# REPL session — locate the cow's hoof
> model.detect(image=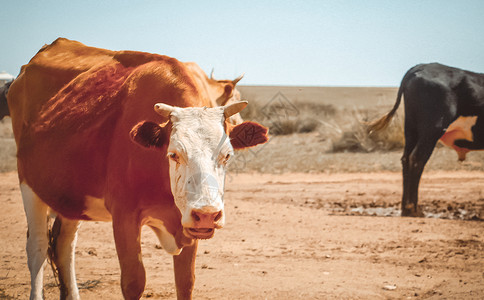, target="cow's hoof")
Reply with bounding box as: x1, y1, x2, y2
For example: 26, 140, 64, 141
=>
401, 207, 424, 218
